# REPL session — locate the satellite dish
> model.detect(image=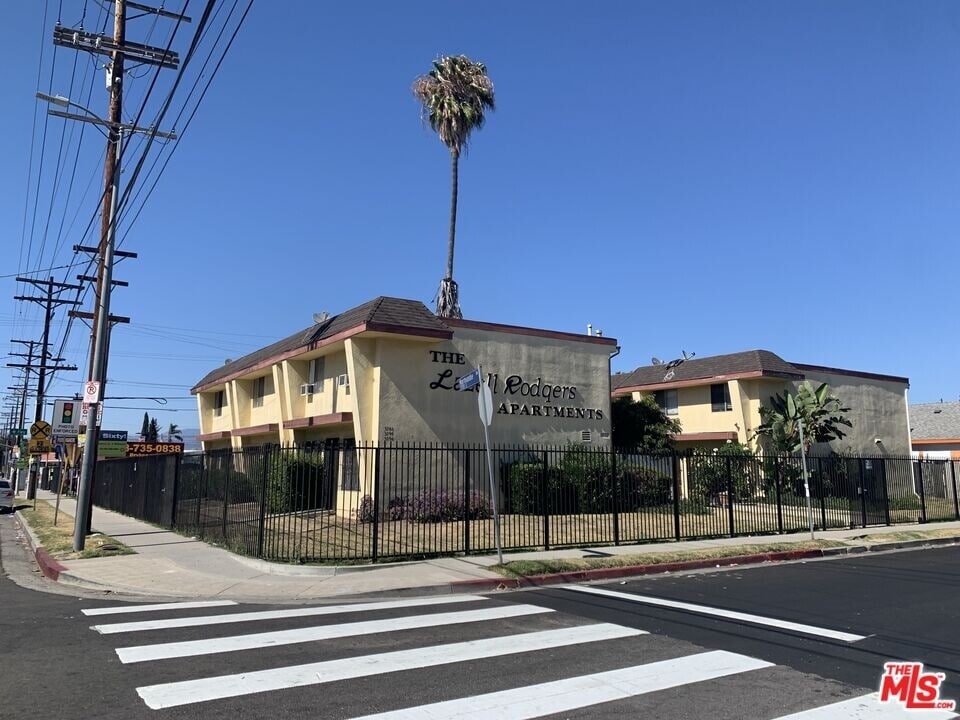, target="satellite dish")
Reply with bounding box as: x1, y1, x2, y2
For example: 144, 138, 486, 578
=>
651, 357, 663, 366
313, 311, 329, 324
